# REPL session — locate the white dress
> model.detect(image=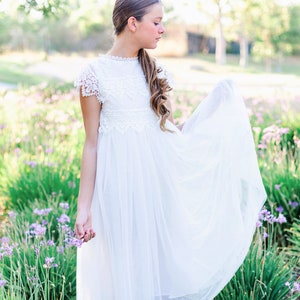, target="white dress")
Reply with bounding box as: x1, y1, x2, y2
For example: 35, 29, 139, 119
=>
74, 54, 266, 300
